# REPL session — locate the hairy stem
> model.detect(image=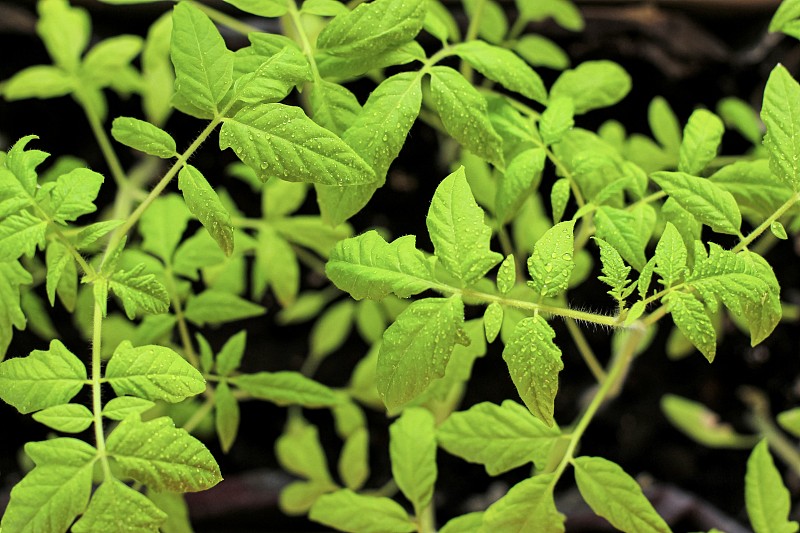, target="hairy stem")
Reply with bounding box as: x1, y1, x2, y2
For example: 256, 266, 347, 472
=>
733, 192, 800, 252
91, 298, 112, 479
165, 264, 200, 368
740, 387, 800, 478
75, 88, 128, 189
182, 391, 216, 434
566, 318, 607, 383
